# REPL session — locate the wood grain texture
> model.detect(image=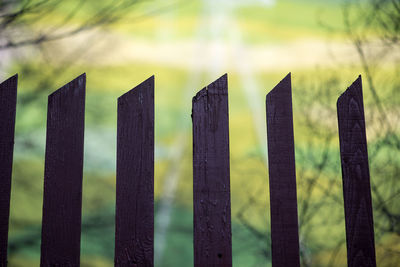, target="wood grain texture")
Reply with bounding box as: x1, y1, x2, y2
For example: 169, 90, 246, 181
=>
115, 76, 154, 267
266, 73, 300, 267
0, 75, 17, 267
337, 76, 376, 267
40, 74, 86, 267
192, 74, 232, 267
